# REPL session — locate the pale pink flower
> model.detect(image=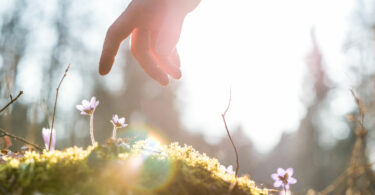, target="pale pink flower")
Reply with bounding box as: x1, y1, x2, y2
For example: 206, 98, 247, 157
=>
110, 114, 128, 139
42, 128, 56, 151
76, 96, 99, 115
76, 96, 99, 146
271, 168, 297, 191
111, 114, 128, 129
